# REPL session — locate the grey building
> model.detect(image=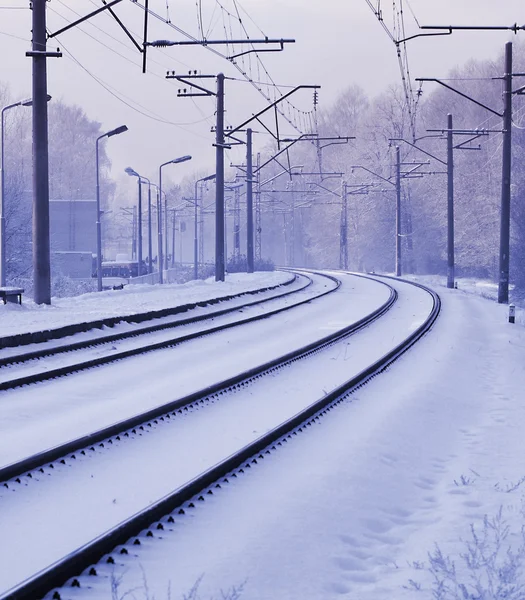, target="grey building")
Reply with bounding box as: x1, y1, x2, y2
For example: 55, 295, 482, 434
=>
50, 199, 96, 278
